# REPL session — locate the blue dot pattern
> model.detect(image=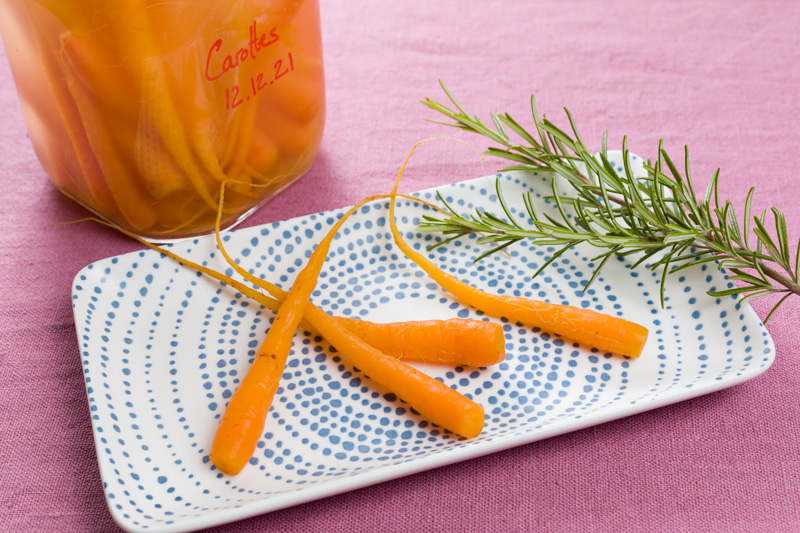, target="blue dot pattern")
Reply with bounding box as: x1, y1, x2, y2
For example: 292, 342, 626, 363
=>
72, 151, 775, 532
